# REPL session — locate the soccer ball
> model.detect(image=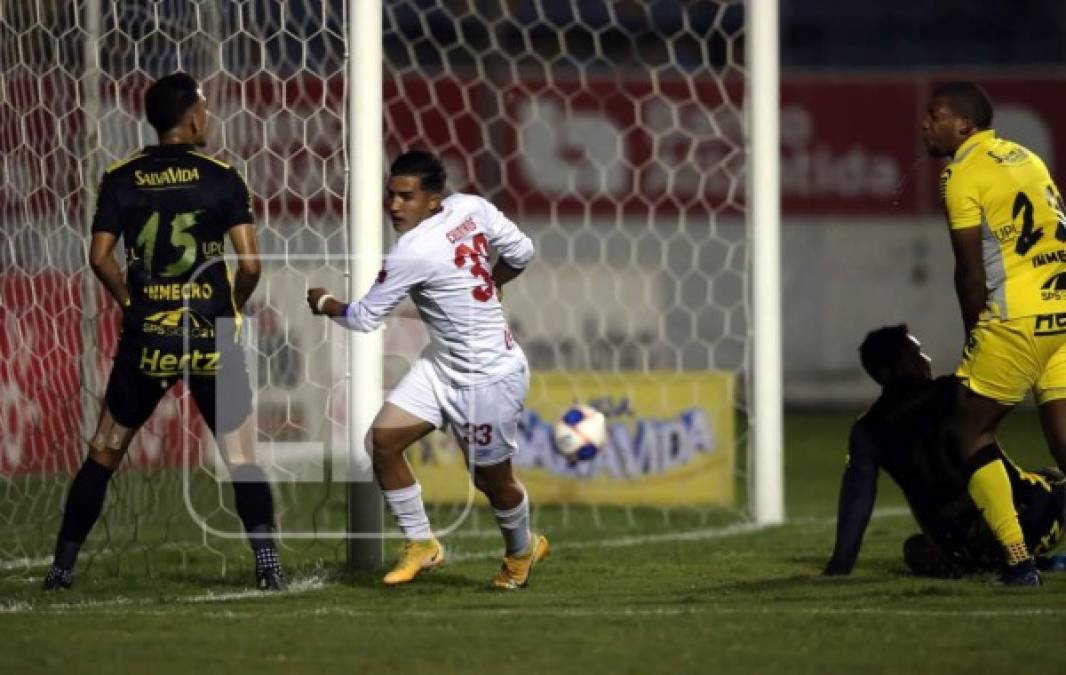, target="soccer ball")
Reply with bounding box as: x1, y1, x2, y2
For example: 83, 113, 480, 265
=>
552, 404, 607, 461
